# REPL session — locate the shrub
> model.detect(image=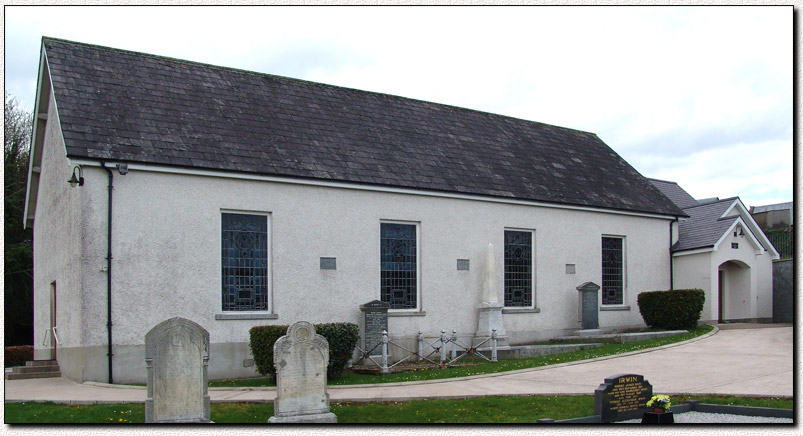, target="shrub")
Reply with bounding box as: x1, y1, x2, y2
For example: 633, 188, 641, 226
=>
249, 325, 288, 379
314, 323, 360, 380
249, 322, 360, 381
5, 345, 33, 367
637, 289, 705, 330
